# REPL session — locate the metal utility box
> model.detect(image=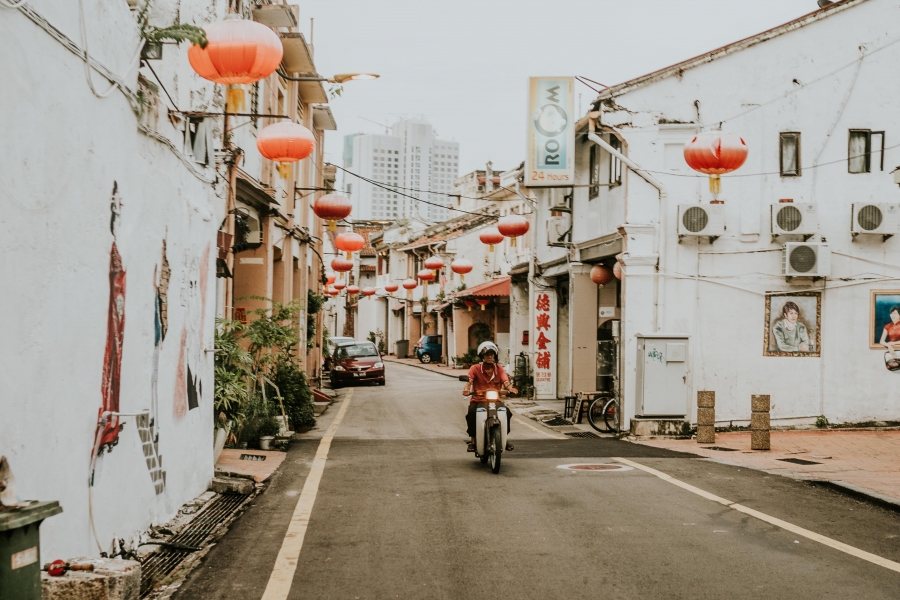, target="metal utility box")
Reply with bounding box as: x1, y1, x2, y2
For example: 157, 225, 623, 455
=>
0, 501, 62, 600
635, 334, 689, 417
